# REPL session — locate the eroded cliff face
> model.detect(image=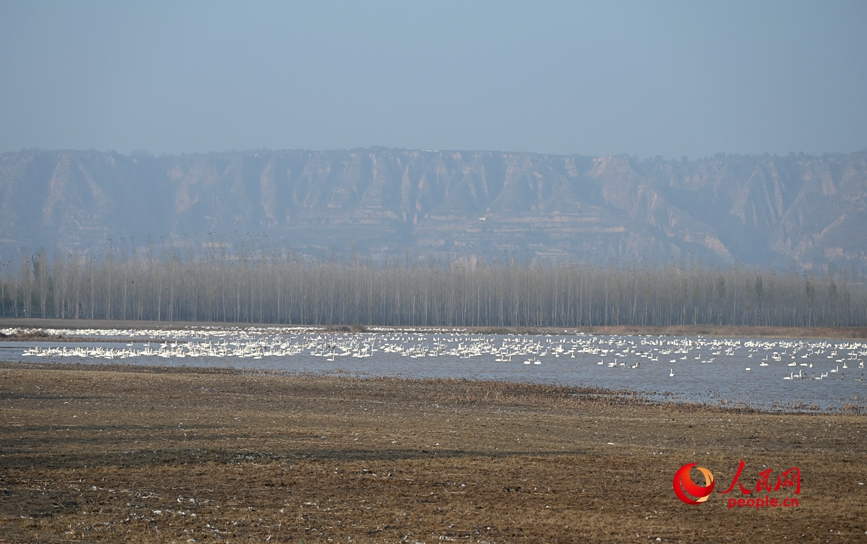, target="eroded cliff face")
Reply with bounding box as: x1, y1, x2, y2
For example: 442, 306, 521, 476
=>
1, 148, 864, 268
